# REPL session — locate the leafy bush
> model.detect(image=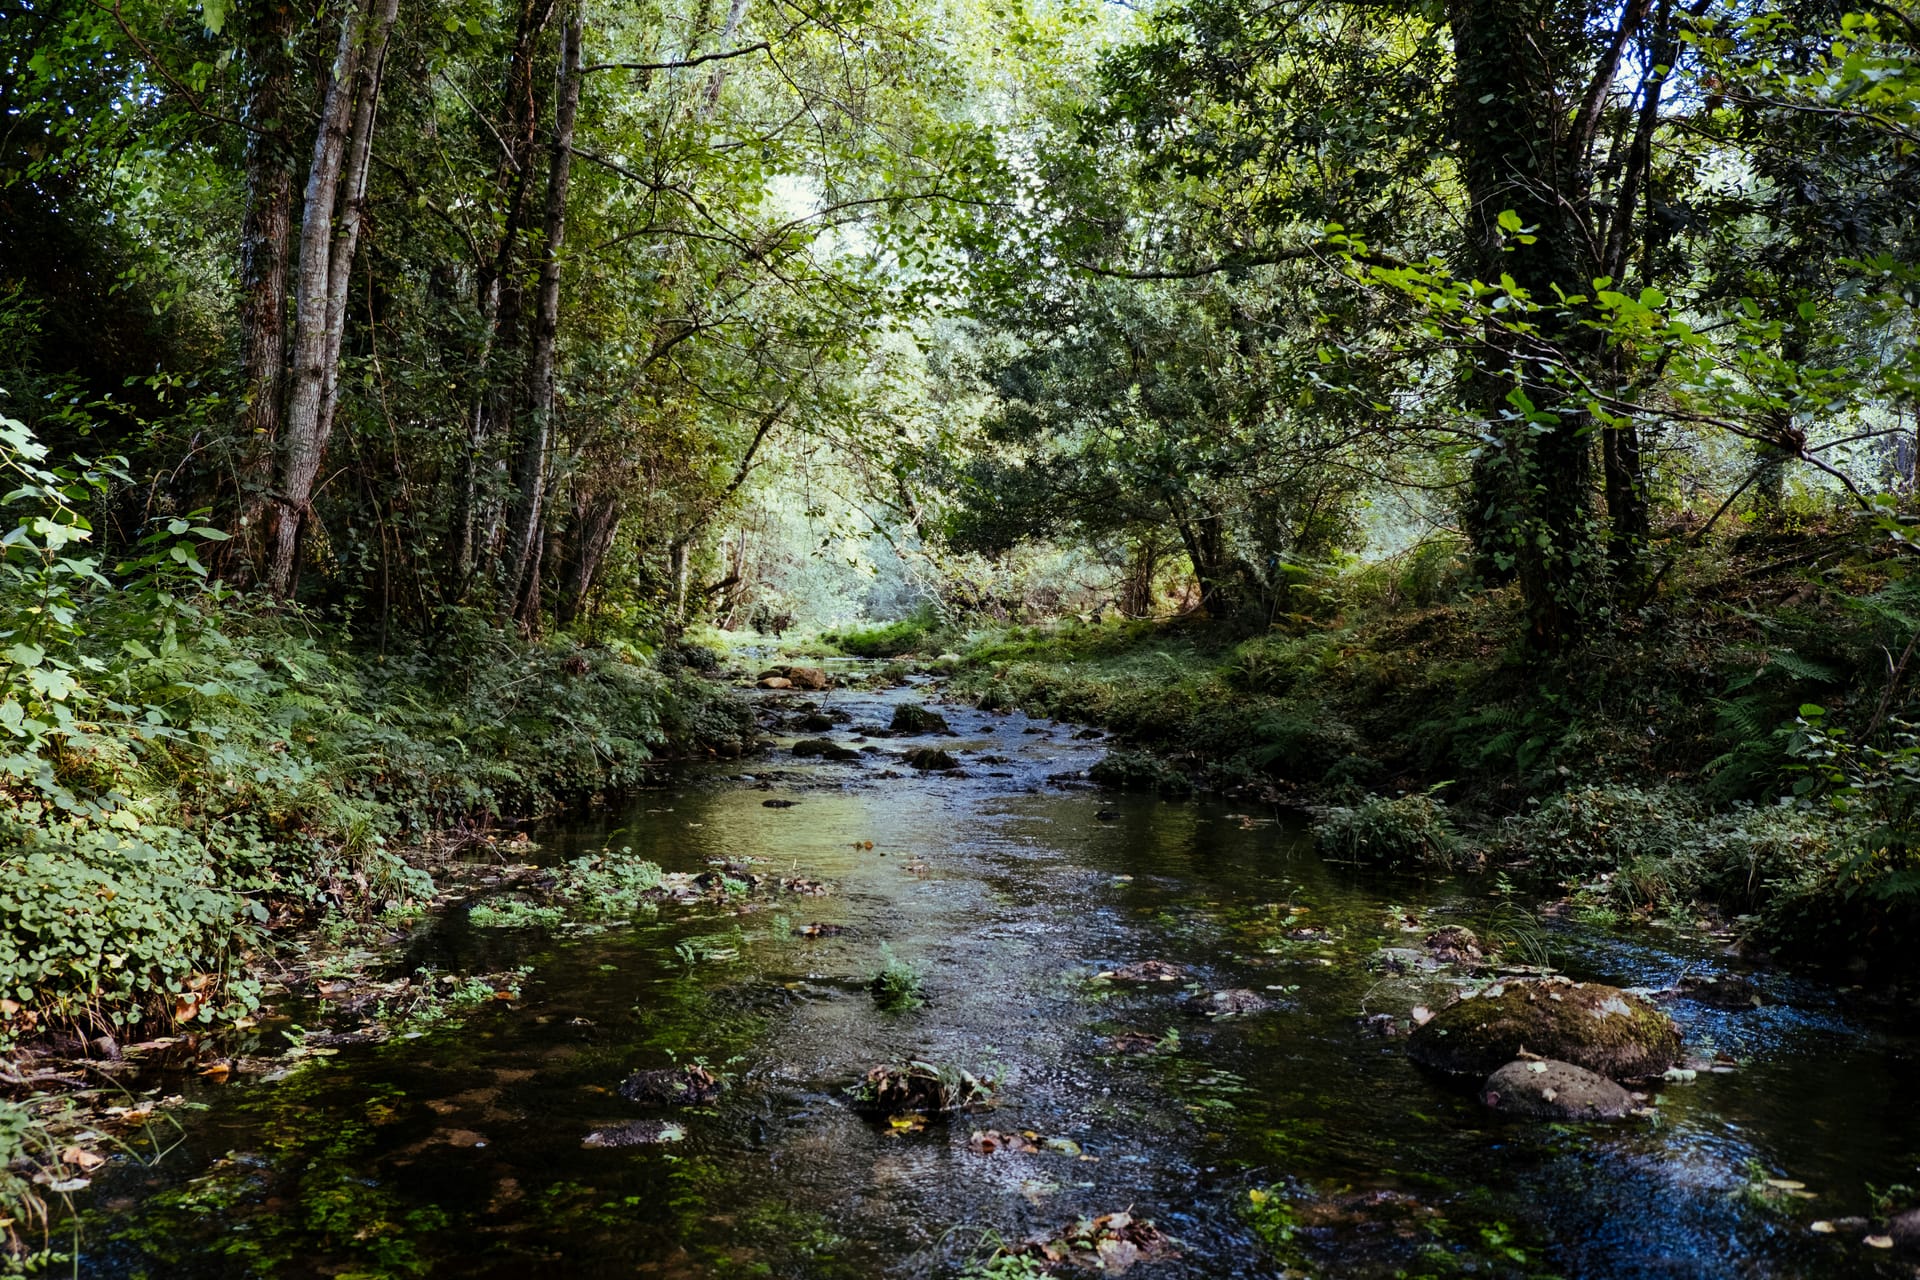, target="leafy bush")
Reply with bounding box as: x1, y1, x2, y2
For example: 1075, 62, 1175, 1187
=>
1313, 791, 1462, 869
1495, 785, 1699, 879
